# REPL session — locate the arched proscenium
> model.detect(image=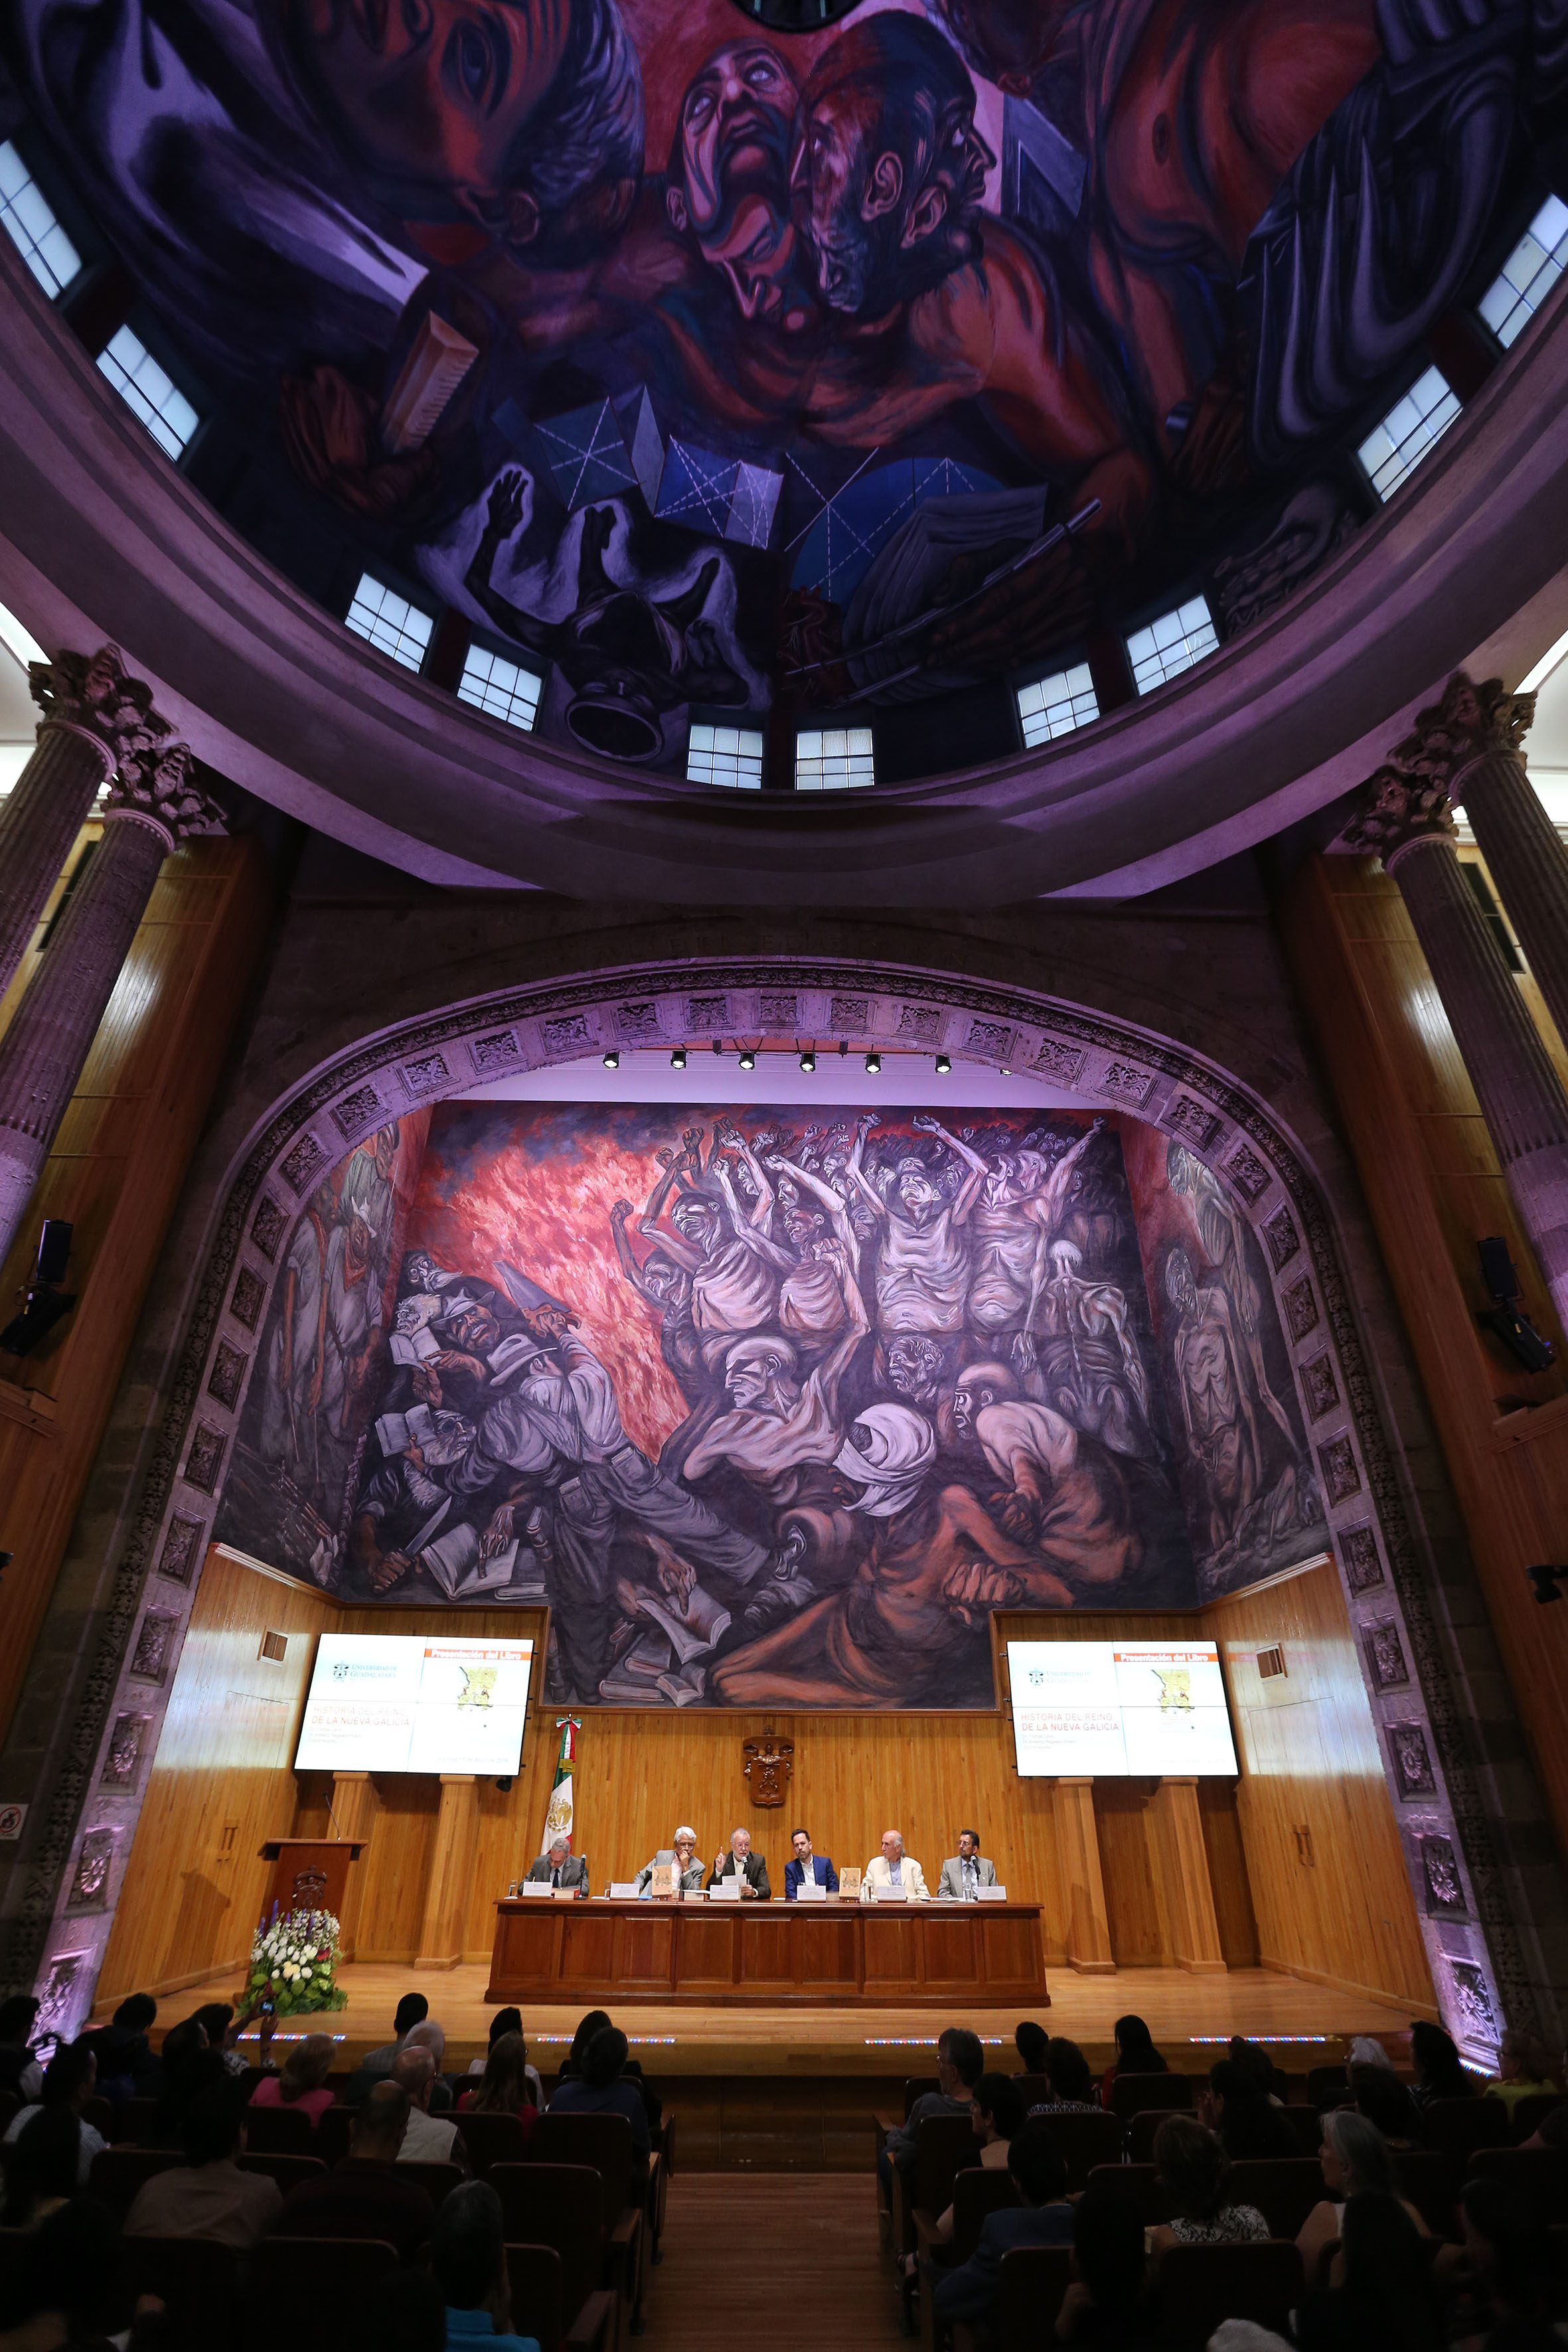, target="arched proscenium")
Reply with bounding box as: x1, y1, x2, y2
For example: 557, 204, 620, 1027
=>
9, 961, 1524, 2057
